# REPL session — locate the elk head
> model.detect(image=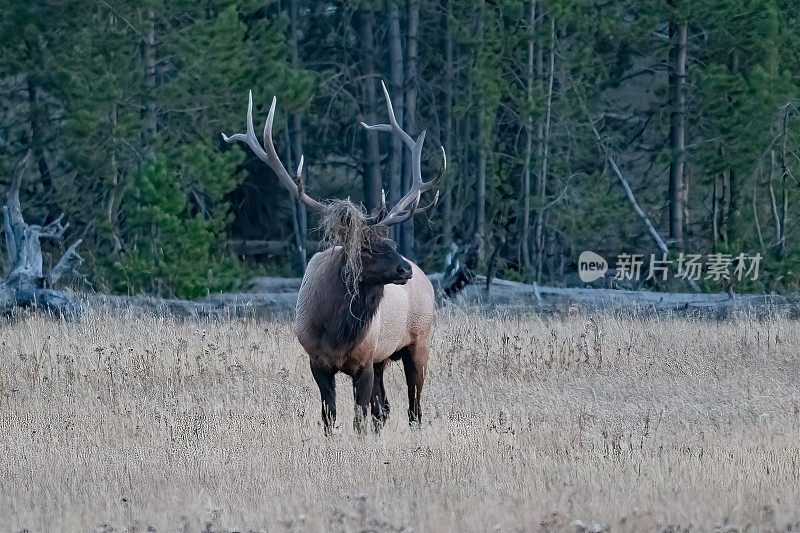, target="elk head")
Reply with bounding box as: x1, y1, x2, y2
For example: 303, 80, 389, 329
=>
221, 81, 445, 293
360, 238, 412, 286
